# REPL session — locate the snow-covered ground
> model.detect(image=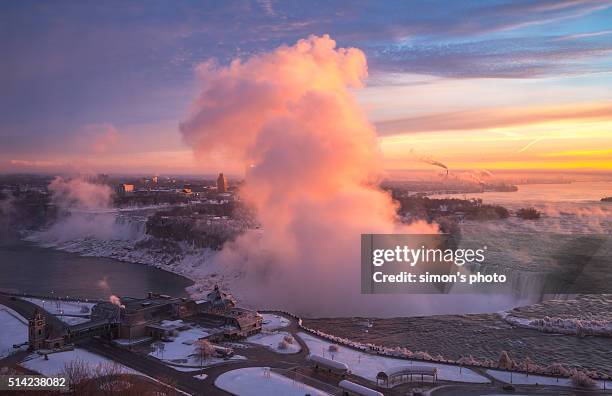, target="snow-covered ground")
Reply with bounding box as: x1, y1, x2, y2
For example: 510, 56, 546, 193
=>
148, 320, 246, 369
486, 369, 608, 390
261, 313, 291, 331
215, 367, 331, 396
247, 332, 301, 354
22, 297, 95, 325
0, 305, 28, 358
113, 337, 152, 347
149, 320, 210, 365
20, 348, 138, 376
298, 332, 490, 384
23, 227, 246, 305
